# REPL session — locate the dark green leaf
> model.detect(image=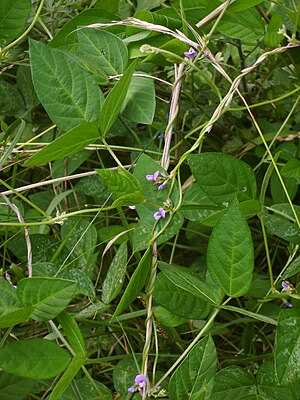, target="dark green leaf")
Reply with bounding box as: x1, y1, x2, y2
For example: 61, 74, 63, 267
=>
0, 372, 35, 400
0, 0, 31, 47
57, 311, 85, 356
